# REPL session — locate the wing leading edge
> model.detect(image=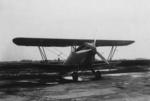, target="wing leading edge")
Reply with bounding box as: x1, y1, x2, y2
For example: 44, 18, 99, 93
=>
13, 37, 134, 47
